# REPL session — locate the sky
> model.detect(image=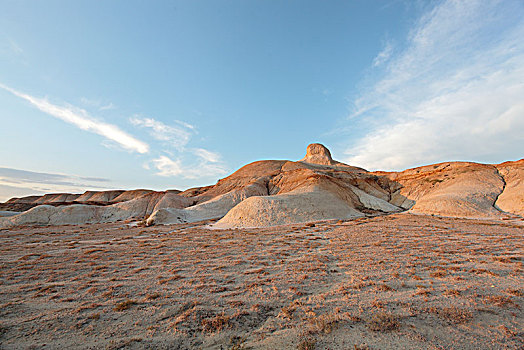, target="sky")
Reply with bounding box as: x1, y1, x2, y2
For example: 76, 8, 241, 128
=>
1, 0, 523, 202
